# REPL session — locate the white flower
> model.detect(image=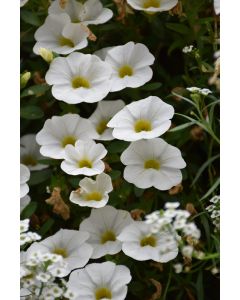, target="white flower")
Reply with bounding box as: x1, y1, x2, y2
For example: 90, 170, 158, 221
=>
94, 46, 114, 60
79, 205, 133, 258
165, 202, 180, 209
49, 0, 113, 25
120, 138, 186, 190
210, 195, 220, 204
126, 0, 178, 13
70, 173, 113, 208
89, 100, 125, 140
173, 263, 183, 273
20, 164, 30, 198
20, 0, 29, 7
26, 229, 93, 276
21, 134, 48, 171
45, 52, 112, 104
182, 223, 200, 239
200, 88, 212, 96
20, 195, 31, 213
108, 96, 174, 141
182, 45, 194, 54
181, 245, 193, 258
104, 42, 155, 92
118, 221, 178, 262
36, 114, 98, 159
61, 140, 107, 176
187, 87, 212, 96
214, 0, 220, 15
20, 219, 30, 233
33, 14, 88, 55
67, 261, 131, 300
